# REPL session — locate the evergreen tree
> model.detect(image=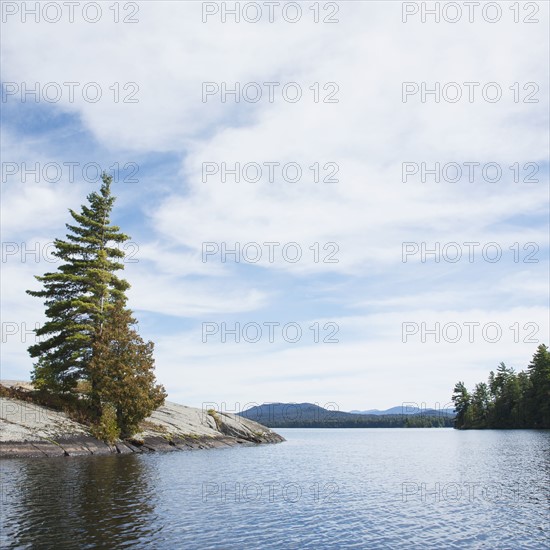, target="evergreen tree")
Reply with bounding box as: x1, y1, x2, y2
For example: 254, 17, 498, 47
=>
489, 363, 519, 428
470, 382, 491, 428
526, 344, 550, 428
514, 371, 532, 428
451, 382, 470, 429
28, 174, 129, 395
27, 174, 165, 436
452, 345, 548, 430
88, 300, 166, 437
